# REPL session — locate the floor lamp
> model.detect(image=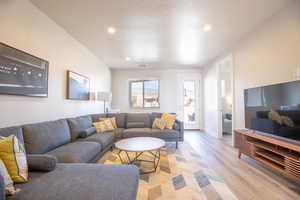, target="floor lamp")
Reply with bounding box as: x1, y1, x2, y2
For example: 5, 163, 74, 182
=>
97, 92, 112, 113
